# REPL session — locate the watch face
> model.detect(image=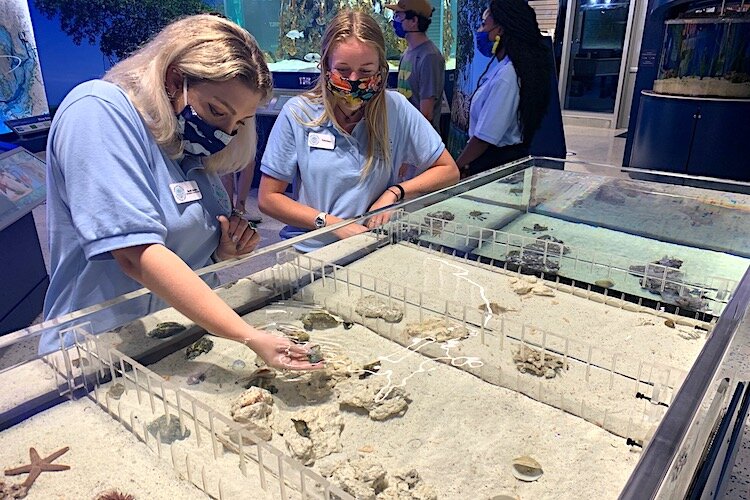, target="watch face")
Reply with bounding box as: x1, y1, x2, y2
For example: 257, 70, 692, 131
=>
315, 214, 326, 228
